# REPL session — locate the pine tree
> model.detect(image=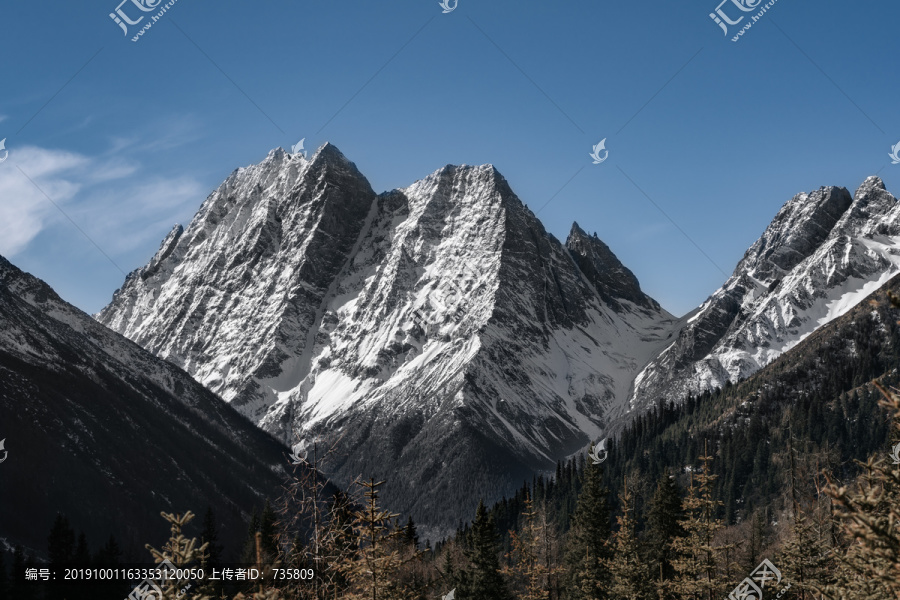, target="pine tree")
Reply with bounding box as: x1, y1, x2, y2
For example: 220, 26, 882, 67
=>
95, 535, 122, 568
73, 532, 90, 566
143, 511, 211, 600
776, 431, 835, 598
564, 459, 611, 600
69, 532, 92, 600
242, 508, 261, 564
645, 471, 685, 595
502, 493, 559, 600
604, 476, 652, 600
742, 510, 768, 574
201, 506, 225, 568
461, 499, 512, 600
671, 443, 727, 600
199, 507, 225, 598
345, 478, 406, 600
824, 382, 900, 599
277, 440, 362, 600
47, 514, 76, 600
259, 501, 280, 562
403, 516, 419, 550
47, 514, 75, 567
323, 489, 359, 597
